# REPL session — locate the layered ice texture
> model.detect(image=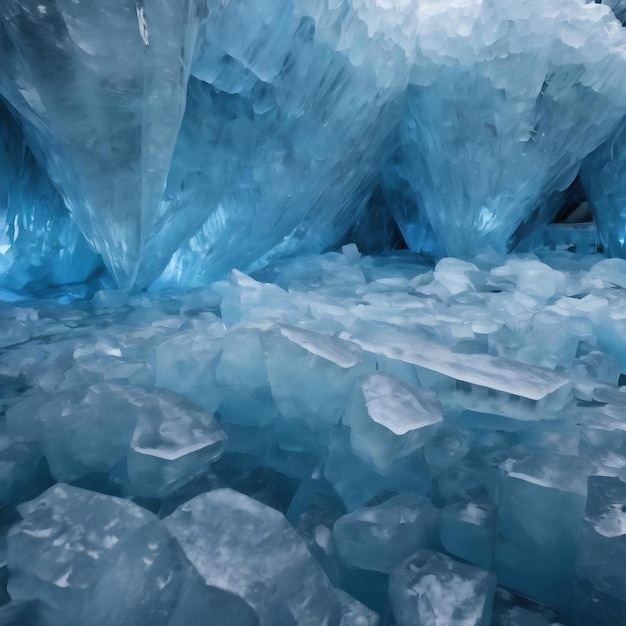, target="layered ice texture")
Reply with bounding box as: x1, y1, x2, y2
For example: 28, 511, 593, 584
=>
3, 0, 626, 624
2, 0, 626, 288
